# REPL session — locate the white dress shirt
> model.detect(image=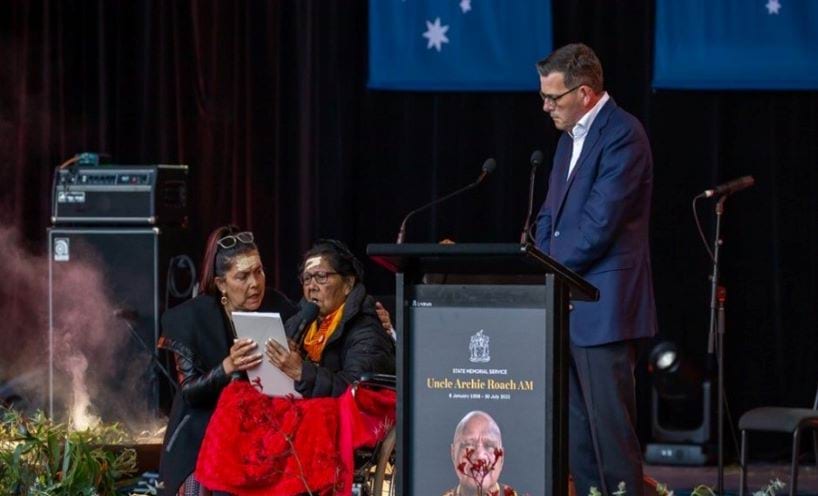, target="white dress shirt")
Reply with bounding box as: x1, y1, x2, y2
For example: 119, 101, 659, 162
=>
567, 92, 610, 179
